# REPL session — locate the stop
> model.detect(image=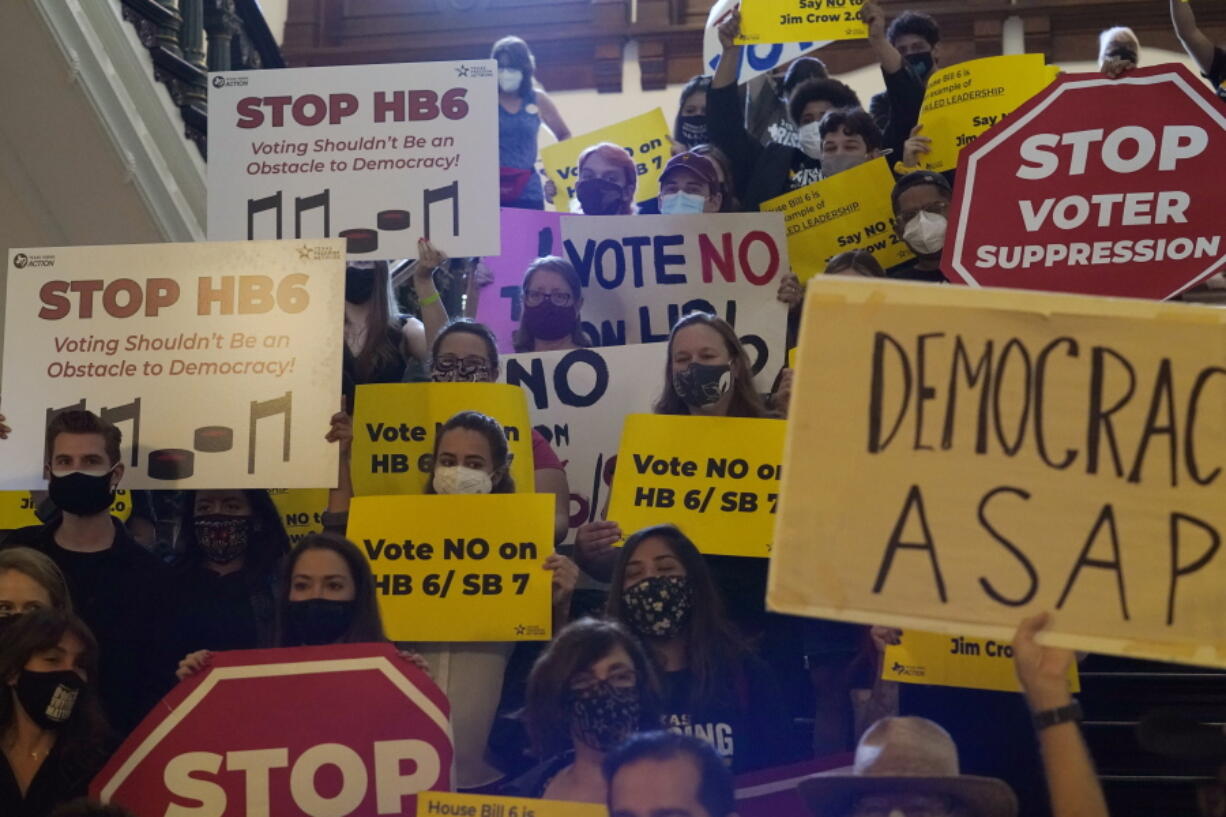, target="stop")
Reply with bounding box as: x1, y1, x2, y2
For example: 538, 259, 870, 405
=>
945, 64, 1226, 299
90, 644, 452, 817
